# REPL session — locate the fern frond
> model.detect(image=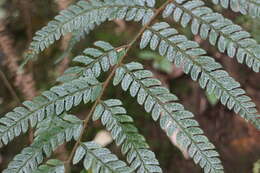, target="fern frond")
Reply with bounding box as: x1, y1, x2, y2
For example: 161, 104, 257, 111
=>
162, 0, 260, 72
24, 0, 154, 65
211, 0, 260, 18
0, 77, 101, 147
73, 141, 133, 172
113, 62, 224, 173
93, 99, 162, 173
3, 113, 82, 173
32, 159, 65, 173
57, 41, 125, 83
140, 22, 260, 129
